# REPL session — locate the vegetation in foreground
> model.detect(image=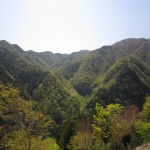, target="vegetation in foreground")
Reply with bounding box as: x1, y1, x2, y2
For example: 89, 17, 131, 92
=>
0, 82, 150, 150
